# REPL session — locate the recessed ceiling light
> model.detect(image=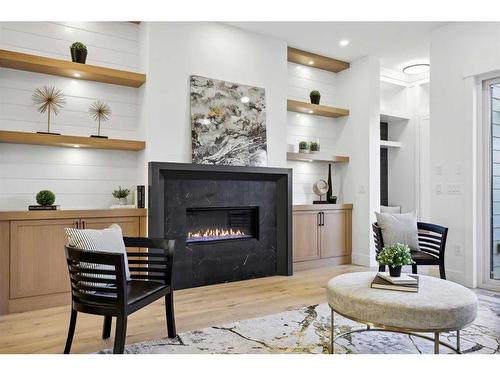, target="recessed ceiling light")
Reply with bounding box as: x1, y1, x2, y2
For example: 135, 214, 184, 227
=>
308, 61, 314, 65
73, 145, 80, 148
73, 73, 81, 78
240, 96, 250, 103
403, 63, 430, 75
339, 40, 349, 47
308, 110, 314, 114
